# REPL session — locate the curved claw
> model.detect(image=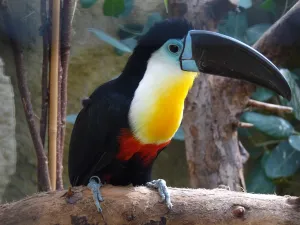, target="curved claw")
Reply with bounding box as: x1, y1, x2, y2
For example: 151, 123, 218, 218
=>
146, 179, 173, 209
